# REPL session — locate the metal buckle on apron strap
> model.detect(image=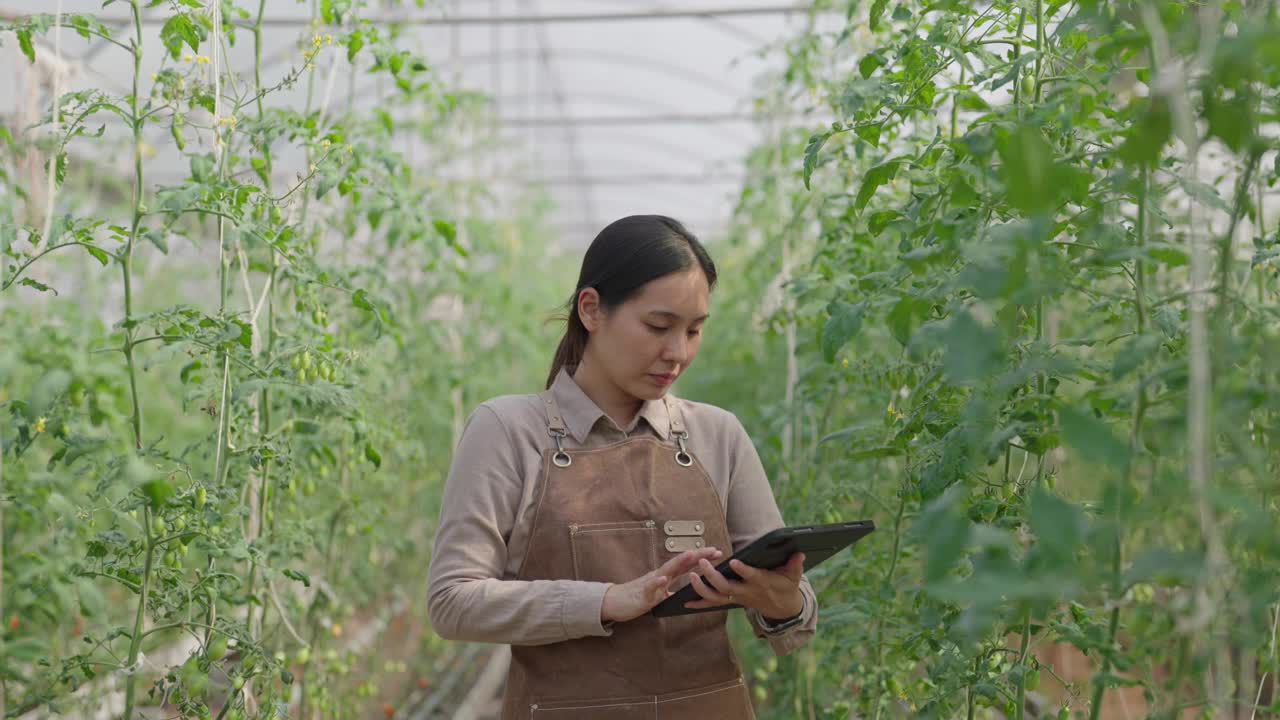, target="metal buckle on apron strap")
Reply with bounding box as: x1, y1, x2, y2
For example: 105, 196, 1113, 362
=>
673, 430, 693, 467
549, 427, 572, 467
